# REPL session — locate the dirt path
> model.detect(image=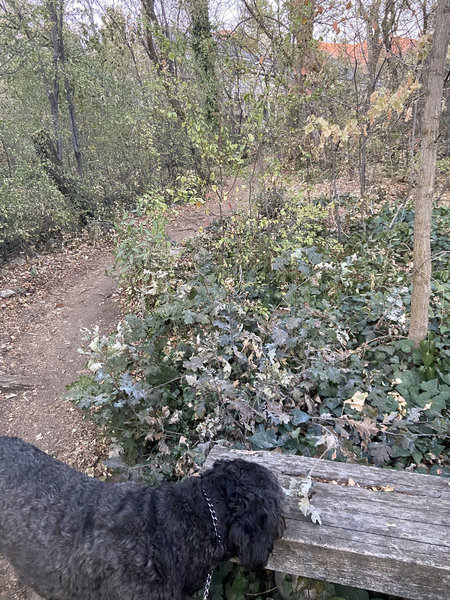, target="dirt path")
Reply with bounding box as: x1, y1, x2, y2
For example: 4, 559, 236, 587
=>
0, 243, 118, 599
0, 245, 117, 460
0, 198, 241, 599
